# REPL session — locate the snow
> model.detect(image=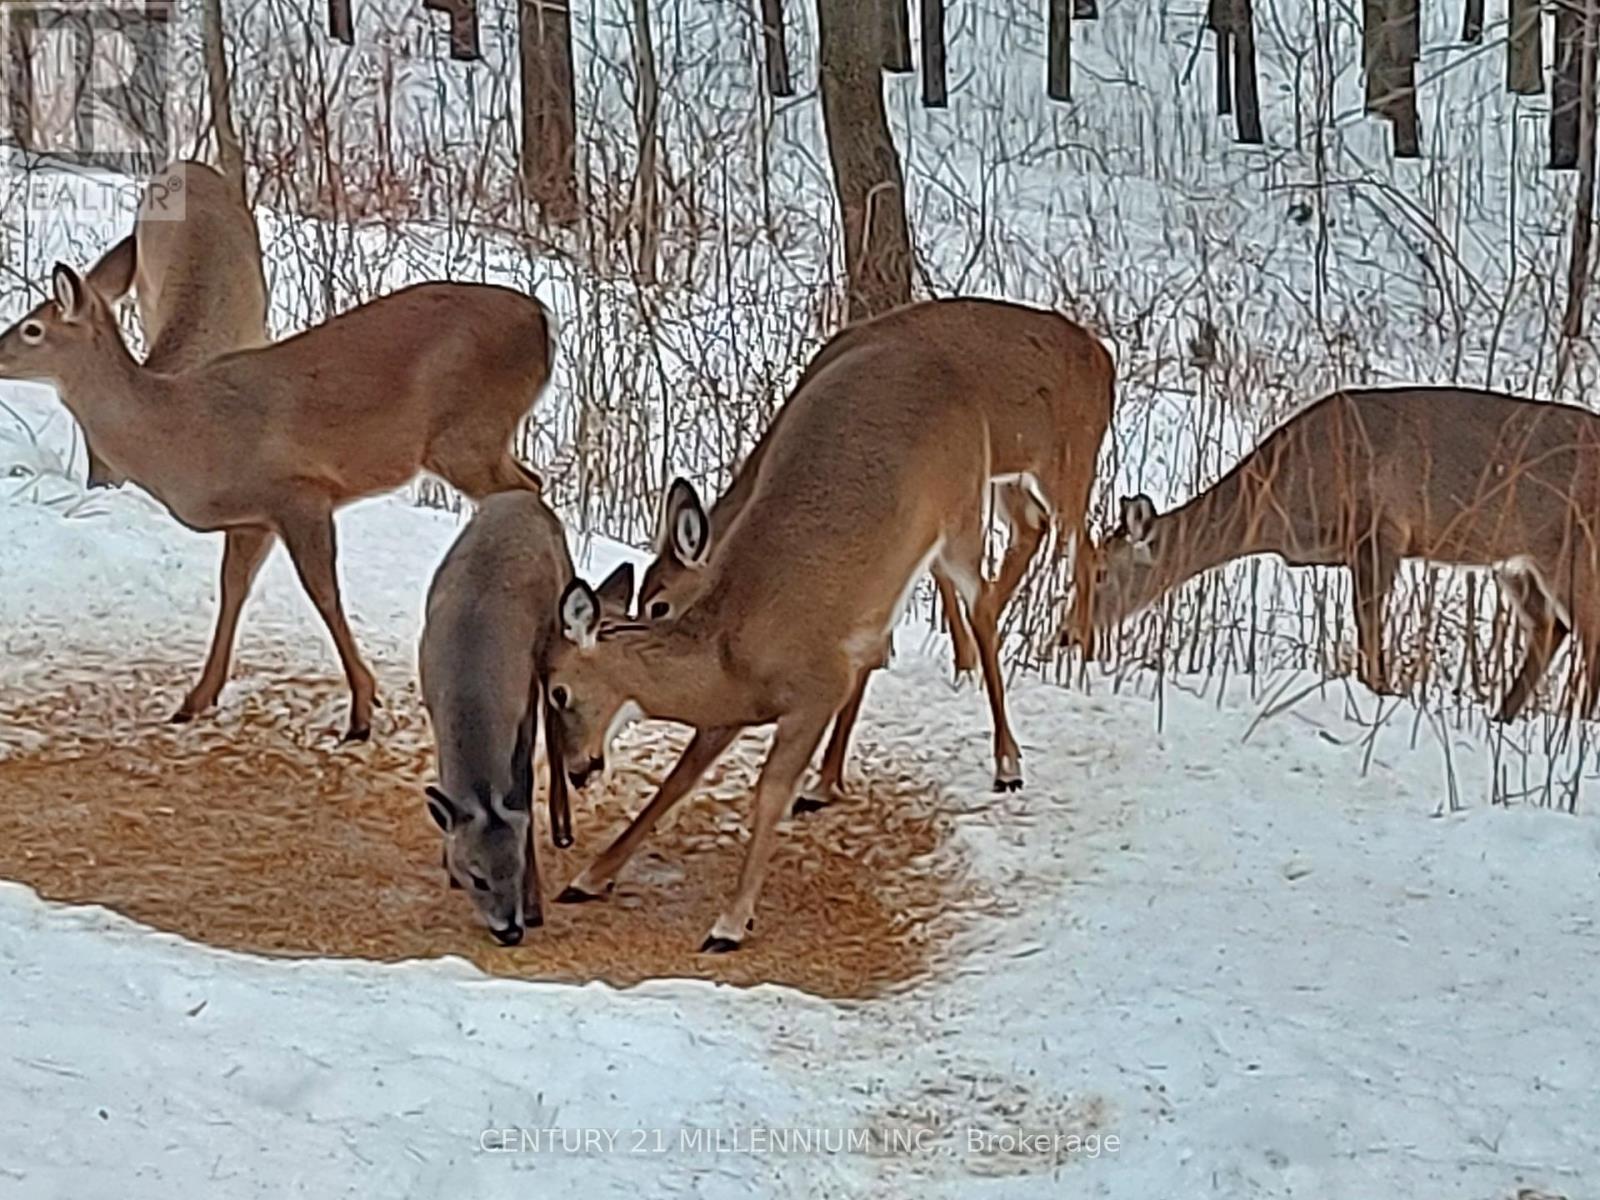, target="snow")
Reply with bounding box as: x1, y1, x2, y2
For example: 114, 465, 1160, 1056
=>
3, 385, 1597, 1198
